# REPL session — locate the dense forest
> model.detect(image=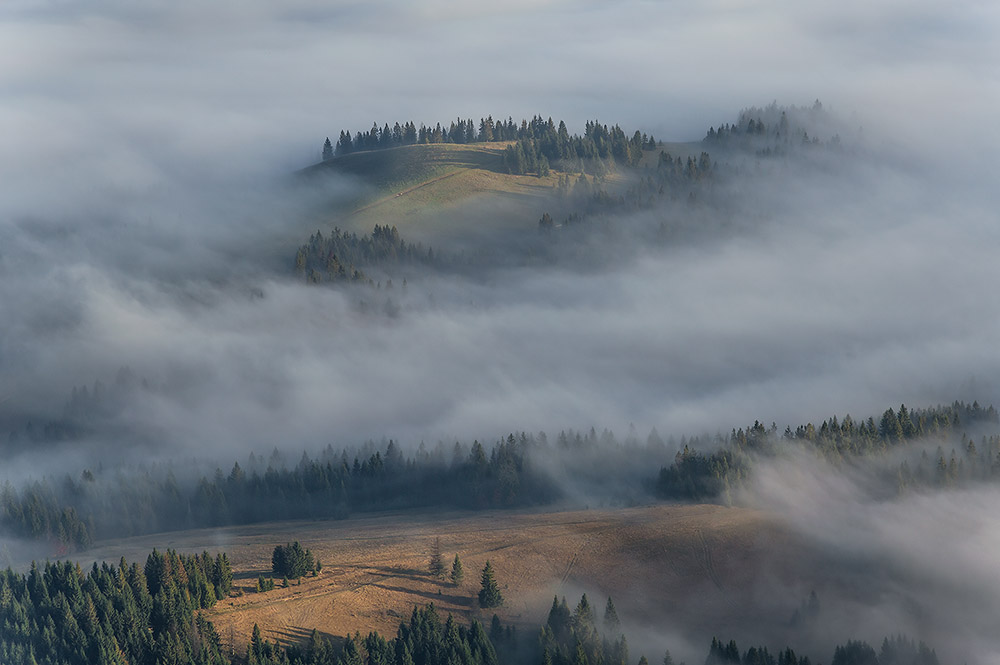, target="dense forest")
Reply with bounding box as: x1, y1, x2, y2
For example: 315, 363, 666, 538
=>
2, 400, 998, 556
0, 549, 232, 664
